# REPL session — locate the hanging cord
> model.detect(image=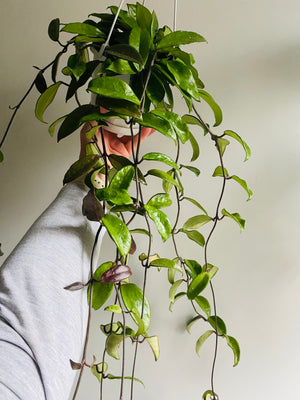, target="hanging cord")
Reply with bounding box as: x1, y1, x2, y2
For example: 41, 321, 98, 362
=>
173, 0, 178, 31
